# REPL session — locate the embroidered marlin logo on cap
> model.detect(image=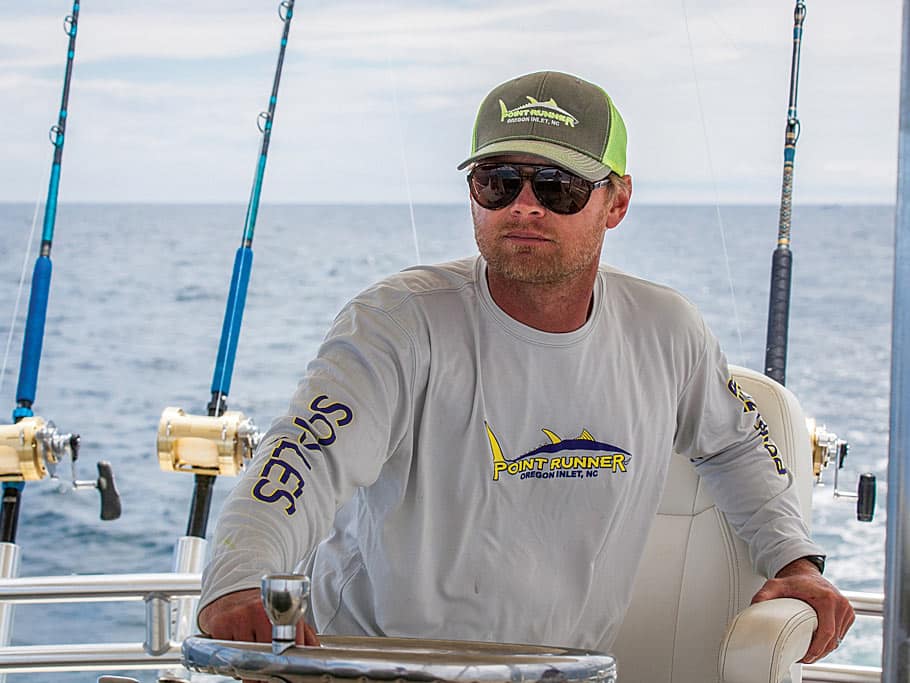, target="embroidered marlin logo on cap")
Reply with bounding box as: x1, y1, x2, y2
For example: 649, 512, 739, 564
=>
499, 97, 579, 127
485, 422, 630, 481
